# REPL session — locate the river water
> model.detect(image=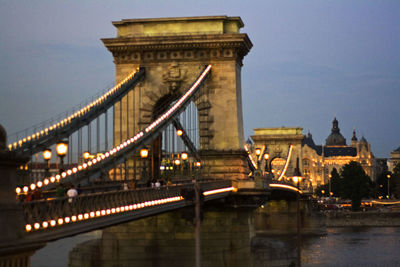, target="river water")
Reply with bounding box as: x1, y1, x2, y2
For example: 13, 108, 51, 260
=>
30, 213, 400, 267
